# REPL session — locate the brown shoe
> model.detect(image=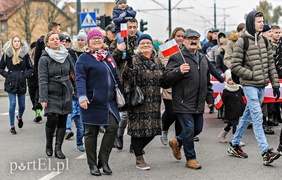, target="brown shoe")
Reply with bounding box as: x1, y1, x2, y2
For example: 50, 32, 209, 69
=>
169, 138, 181, 160
186, 159, 202, 169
